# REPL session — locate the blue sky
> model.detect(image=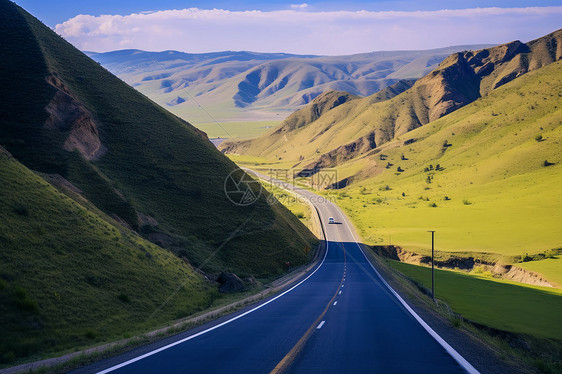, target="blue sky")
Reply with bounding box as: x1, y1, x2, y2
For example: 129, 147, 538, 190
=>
14, 0, 562, 54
